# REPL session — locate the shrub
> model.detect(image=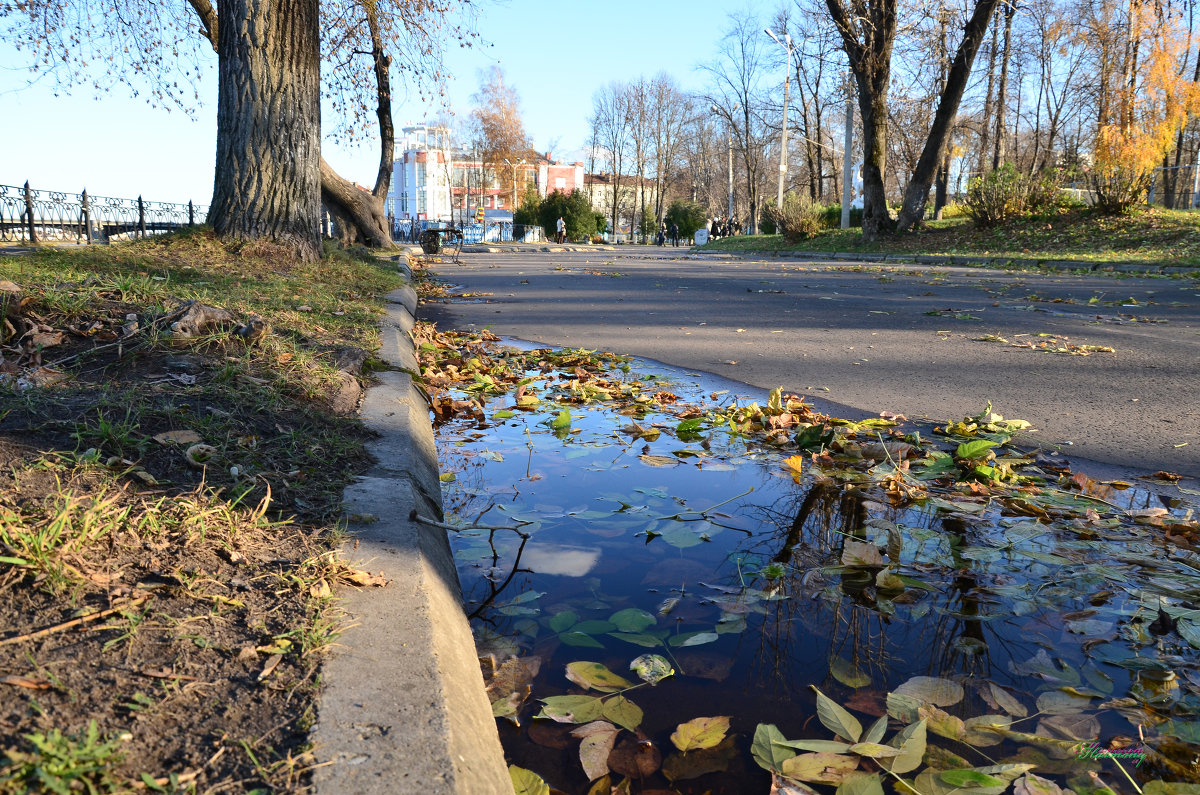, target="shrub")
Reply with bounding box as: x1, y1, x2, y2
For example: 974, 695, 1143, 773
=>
964, 164, 1027, 227
1088, 165, 1151, 215
818, 204, 863, 228
513, 187, 541, 226
765, 194, 824, 243
664, 200, 708, 240
537, 189, 596, 240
